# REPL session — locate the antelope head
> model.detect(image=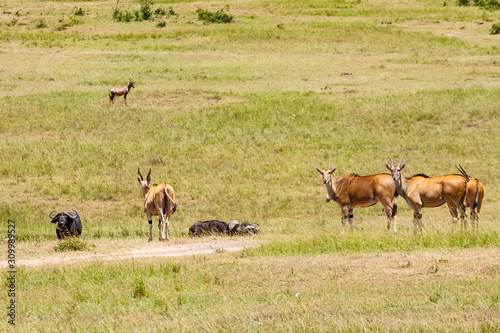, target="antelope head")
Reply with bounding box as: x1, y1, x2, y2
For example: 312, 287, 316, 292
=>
315, 158, 337, 202
385, 157, 405, 183
129, 79, 135, 89
137, 167, 151, 197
